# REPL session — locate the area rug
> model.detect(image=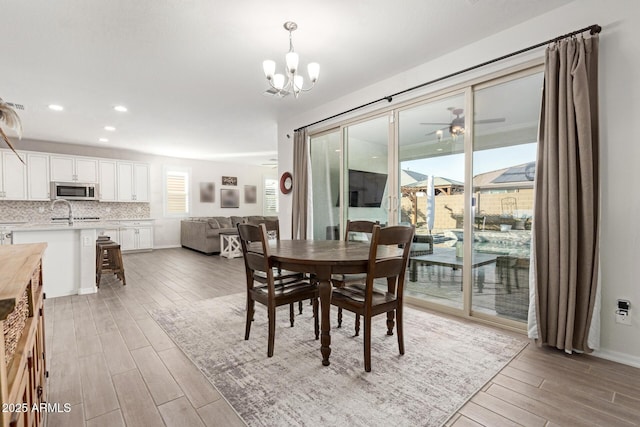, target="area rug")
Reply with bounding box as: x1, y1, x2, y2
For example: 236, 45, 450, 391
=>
151, 293, 527, 427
